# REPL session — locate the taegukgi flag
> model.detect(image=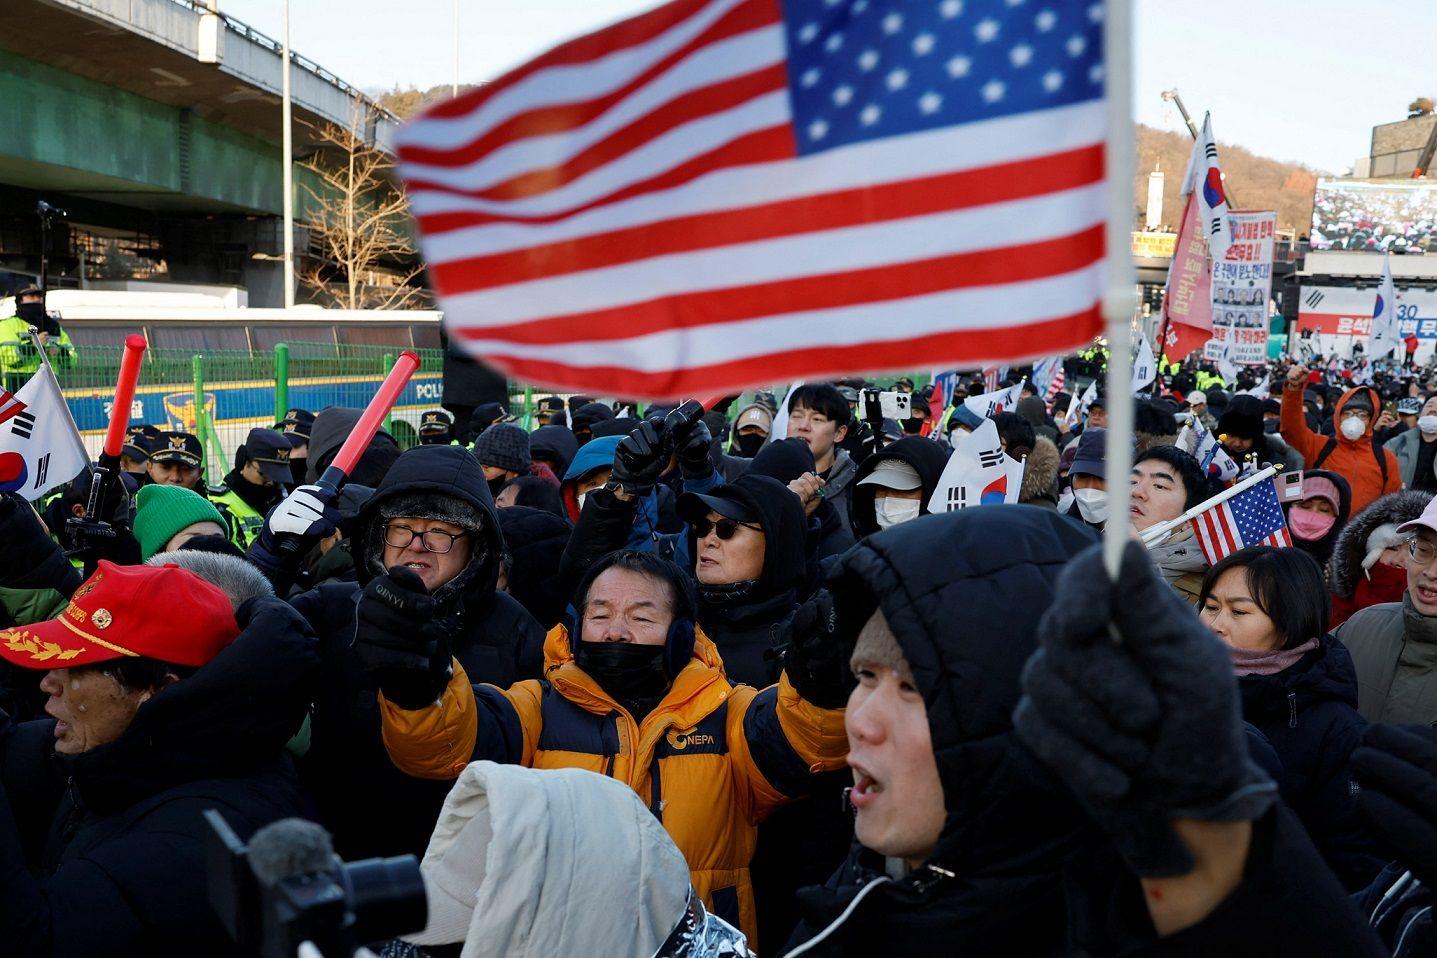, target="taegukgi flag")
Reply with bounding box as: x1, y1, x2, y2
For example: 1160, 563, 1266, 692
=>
927, 417, 1023, 513
1182, 111, 1233, 263
1370, 252, 1400, 360
0, 364, 89, 501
